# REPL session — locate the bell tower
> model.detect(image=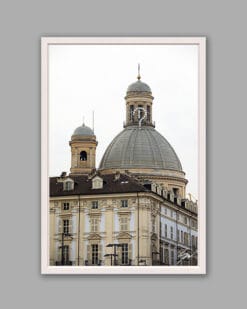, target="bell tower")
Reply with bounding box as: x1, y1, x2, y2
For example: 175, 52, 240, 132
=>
69, 123, 98, 175
124, 65, 155, 128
